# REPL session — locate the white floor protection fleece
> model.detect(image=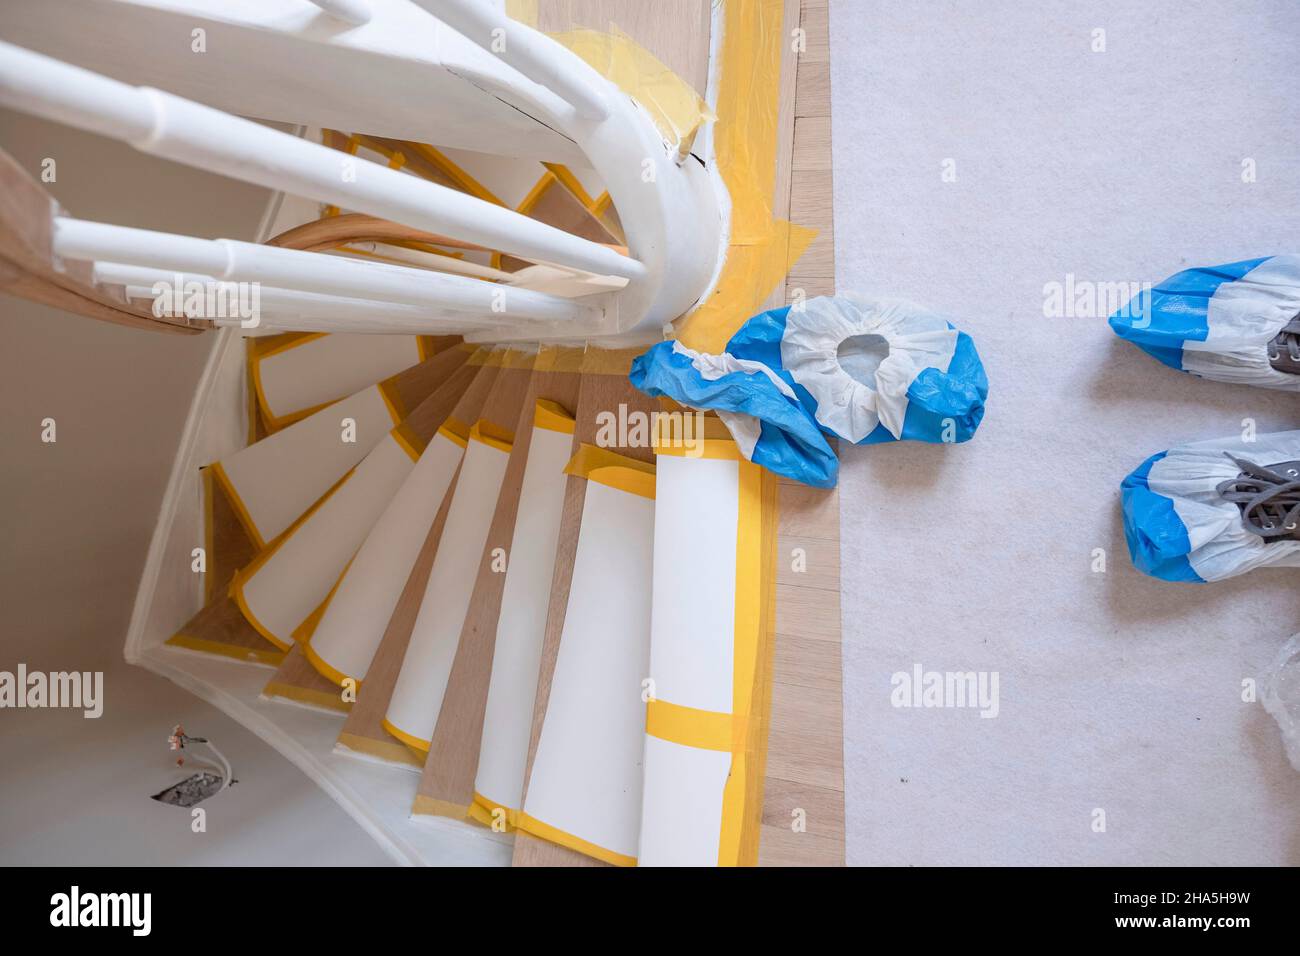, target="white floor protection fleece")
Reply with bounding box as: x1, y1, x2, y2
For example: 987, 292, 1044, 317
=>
831, 0, 1300, 864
